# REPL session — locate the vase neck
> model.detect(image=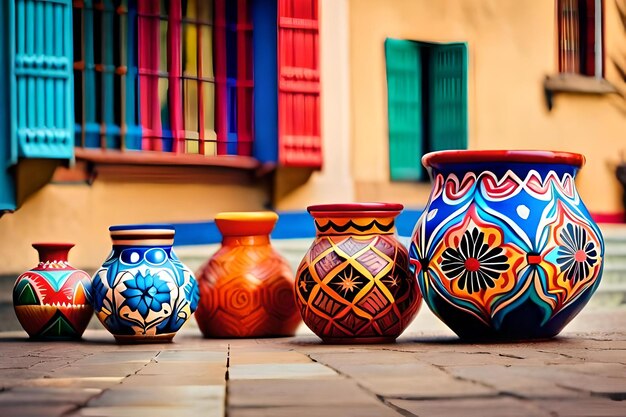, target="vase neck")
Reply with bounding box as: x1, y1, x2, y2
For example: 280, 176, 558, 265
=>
222, 235, 271, 246
32, 243, 74, 268
314, 216, 397, 236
